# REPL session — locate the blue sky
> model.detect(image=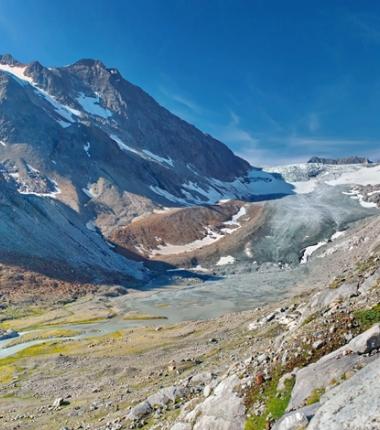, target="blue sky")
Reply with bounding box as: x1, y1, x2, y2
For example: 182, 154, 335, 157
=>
1, 0, 380, 165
